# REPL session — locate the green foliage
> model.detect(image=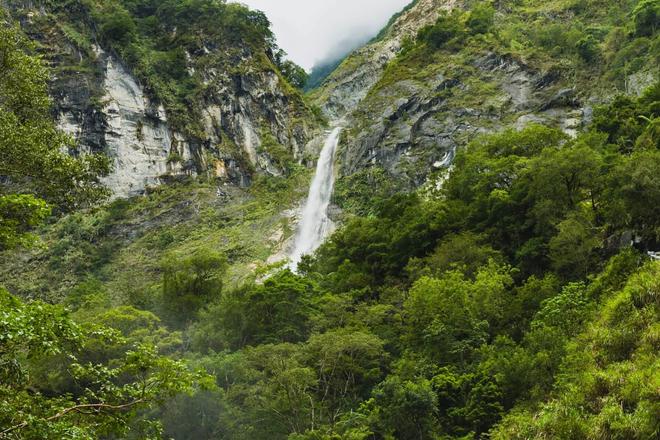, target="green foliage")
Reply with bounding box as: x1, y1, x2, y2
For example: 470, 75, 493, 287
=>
32, 0, 307, 136
371, 376, 438, 439
493, 262, 660, 439
162, 248, 227, 324
193, 270, 317, 351
0, 194, 50, 249
406, 232, 503, 280
0, 289, 200, 439
0, 24, 108, 222
1, 3, 659, 439
592, 83, 659, 151
404, 263, 514, 365
97, 3, 137, 45
466, 2, 495, 35
279, 58, 309, 89
418, 10, 465, 49
576, 34, 600, 61
549, 213, 601, 279
333, 167, 402, 216
632, 0, 659, 37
